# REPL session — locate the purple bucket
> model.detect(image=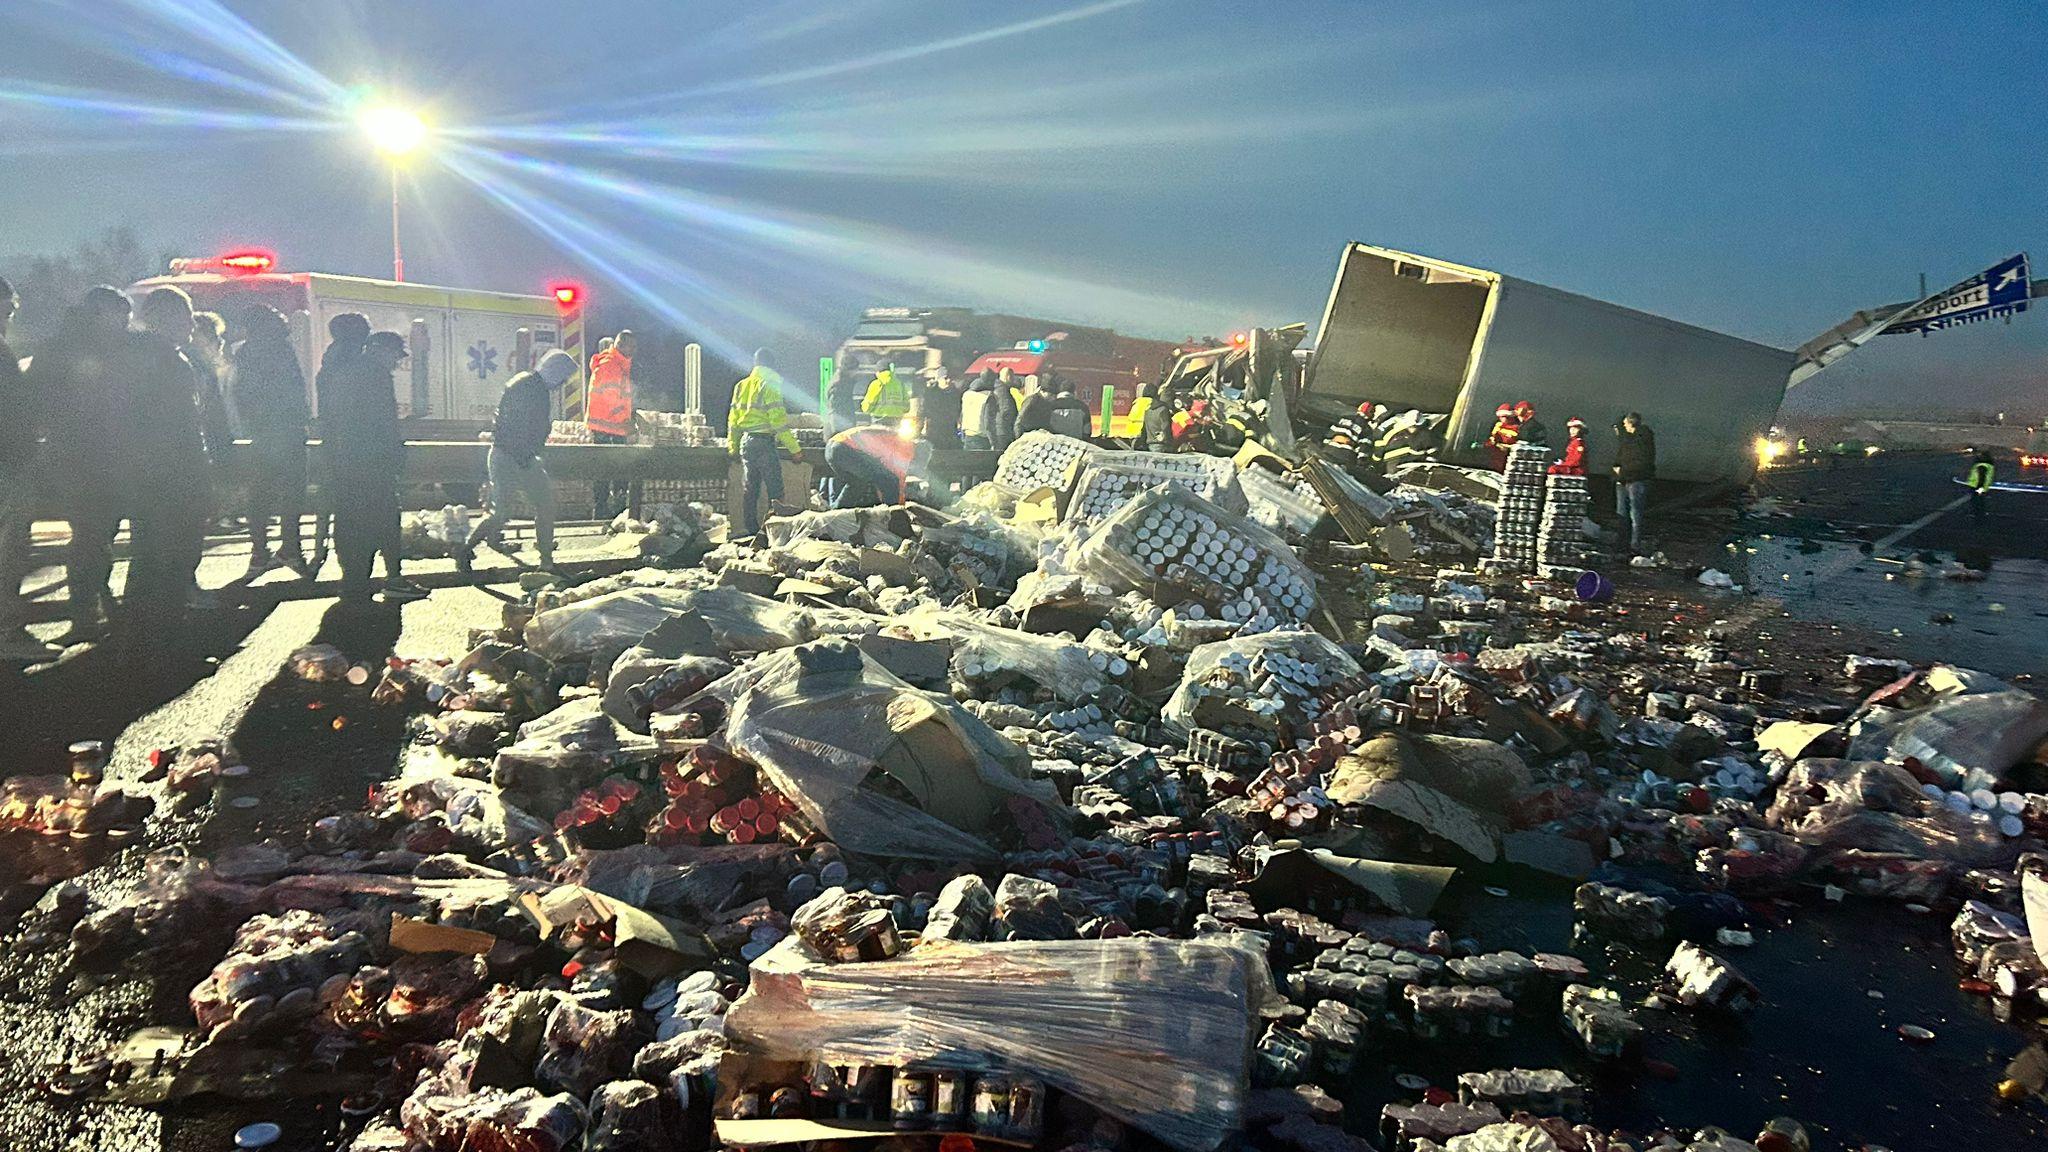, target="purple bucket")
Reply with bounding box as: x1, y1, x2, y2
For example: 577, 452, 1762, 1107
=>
1574, 570, 1615, 603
